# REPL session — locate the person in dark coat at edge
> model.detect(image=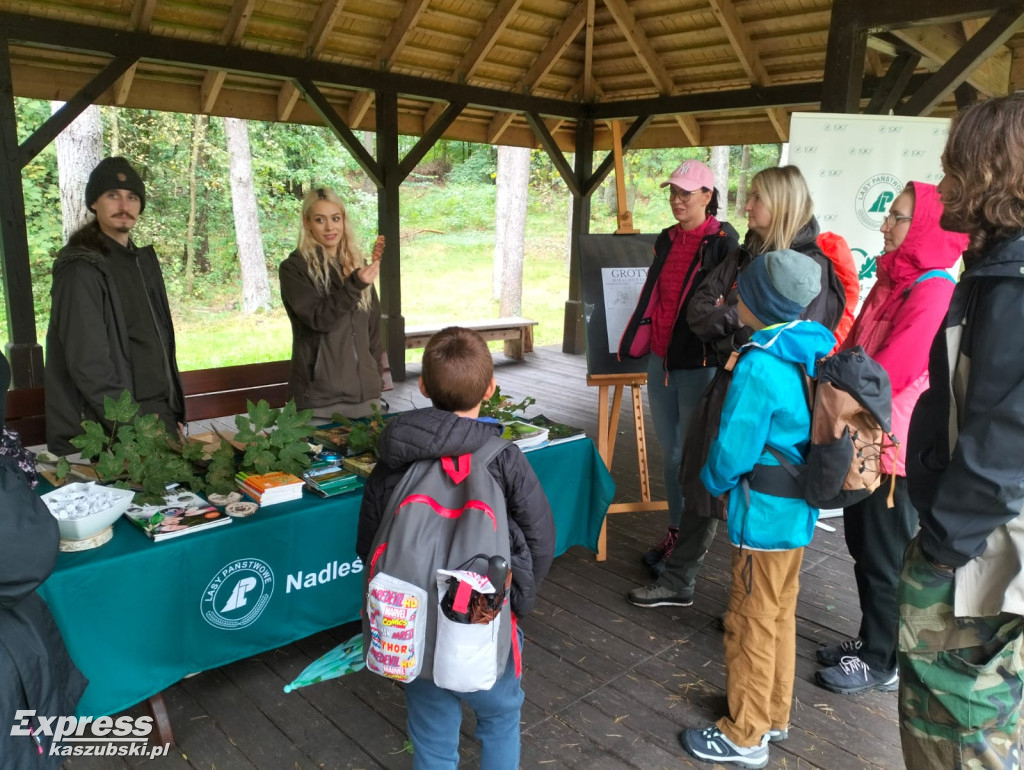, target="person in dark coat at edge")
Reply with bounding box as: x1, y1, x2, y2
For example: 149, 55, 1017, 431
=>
618, 159, 740, 578
0, 352, 88, 766
898, 95, 1024, 770
45, 156, 184, 456
627, 164, 845, 609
